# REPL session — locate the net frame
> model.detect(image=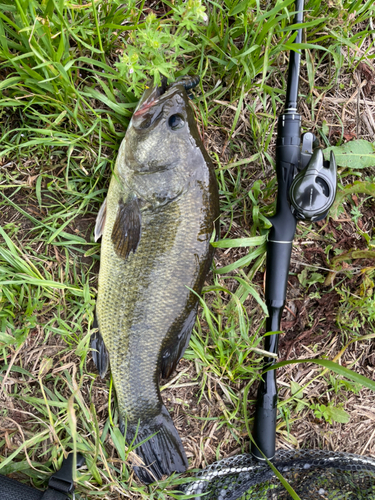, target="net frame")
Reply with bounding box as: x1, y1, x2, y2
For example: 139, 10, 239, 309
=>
183, 450, 375, 499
